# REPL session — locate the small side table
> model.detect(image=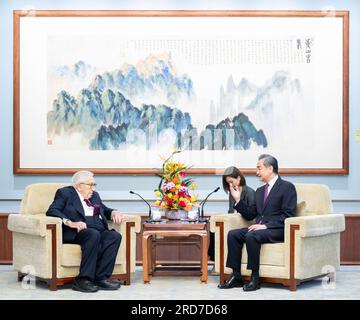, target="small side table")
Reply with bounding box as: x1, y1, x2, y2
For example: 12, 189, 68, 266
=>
142, 220, 208, 284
